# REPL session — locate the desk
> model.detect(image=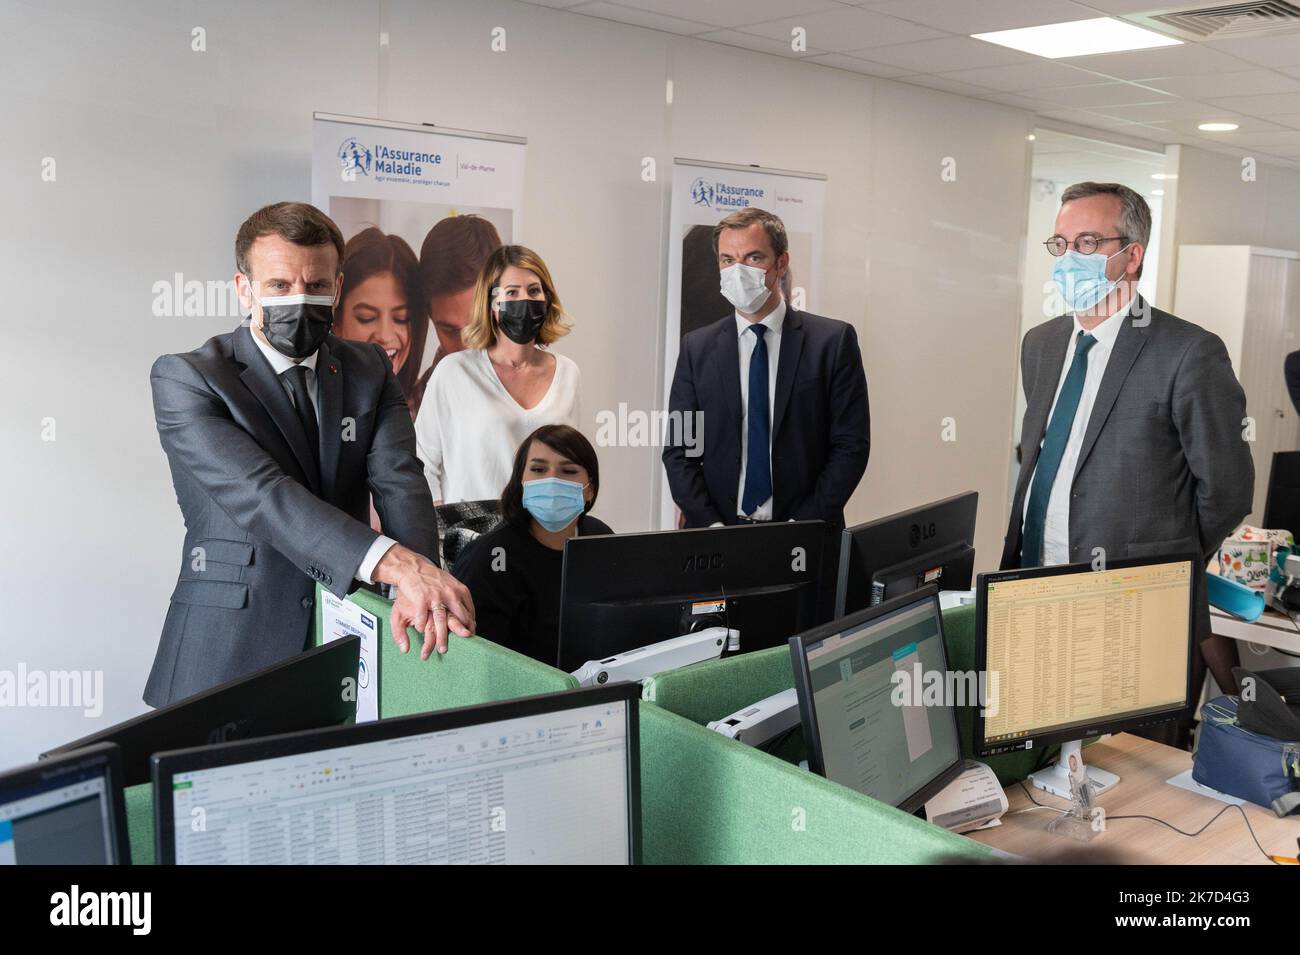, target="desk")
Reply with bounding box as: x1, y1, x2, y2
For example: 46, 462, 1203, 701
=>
967, 734, 1300, 864
1211, 605, 1300, 655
